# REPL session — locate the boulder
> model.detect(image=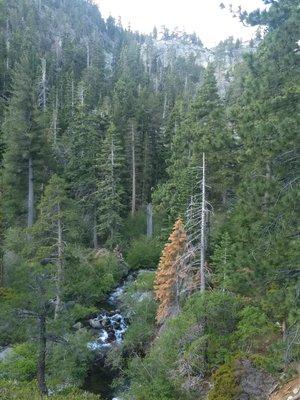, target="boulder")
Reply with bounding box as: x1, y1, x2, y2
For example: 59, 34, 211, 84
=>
234, 359, 276, 400
0, 347, 14, 361
89, 318, 102, 329
73, 322, 82, 330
